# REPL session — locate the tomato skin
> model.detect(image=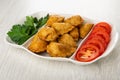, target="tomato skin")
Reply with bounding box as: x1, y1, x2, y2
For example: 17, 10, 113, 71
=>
95, 22, 111, 34
75, 22, 111, 62
88, 35, 107, 48
92, 26, 109, 34
92, 30, 110, 43
90, 22, 111, 44
85, 38, 105, 54
75, 44, 100, 62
